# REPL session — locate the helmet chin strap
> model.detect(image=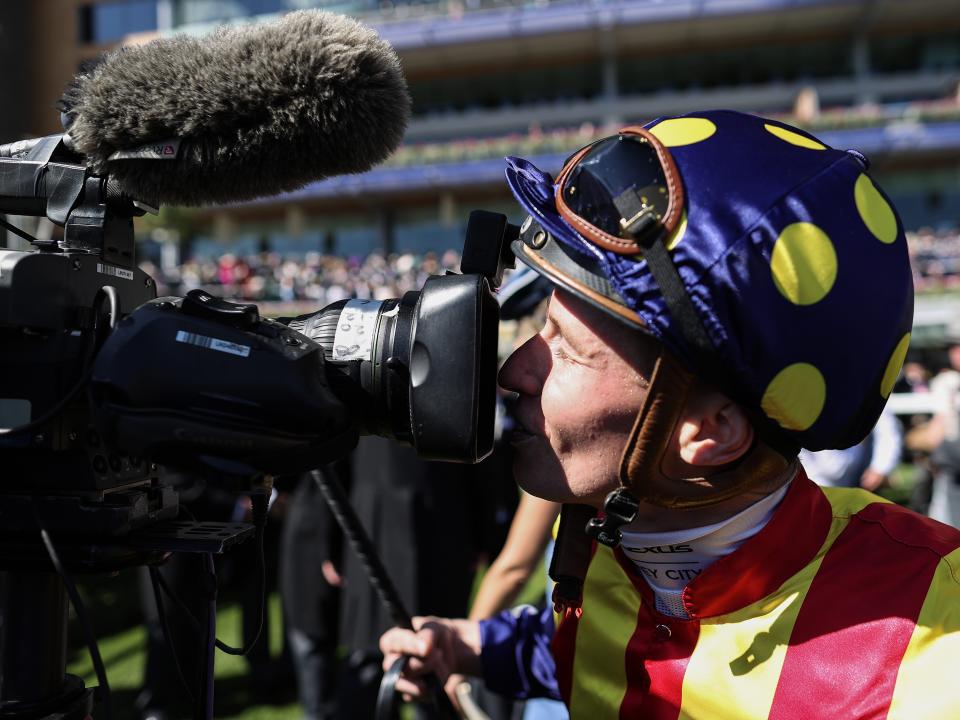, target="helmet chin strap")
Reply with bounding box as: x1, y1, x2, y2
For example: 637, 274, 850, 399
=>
549, 351, 791, 613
